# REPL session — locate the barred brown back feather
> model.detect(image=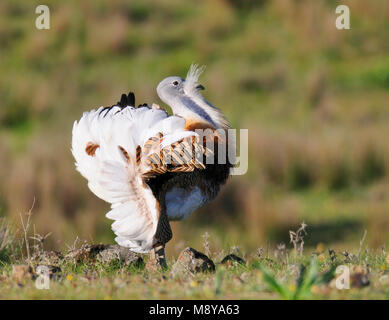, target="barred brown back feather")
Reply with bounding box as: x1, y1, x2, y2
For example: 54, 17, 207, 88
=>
118, 146, 130, 162
142, 135, 213, 177
143, 132, 163, 154
85, 142, 99, 156
136, 145, 142, 165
